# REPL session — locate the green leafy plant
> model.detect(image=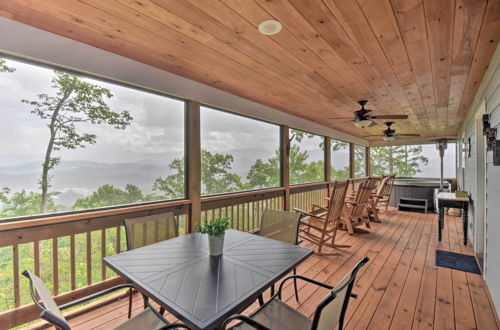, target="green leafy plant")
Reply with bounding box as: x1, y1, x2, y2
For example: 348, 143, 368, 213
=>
196, 217, 230, 237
